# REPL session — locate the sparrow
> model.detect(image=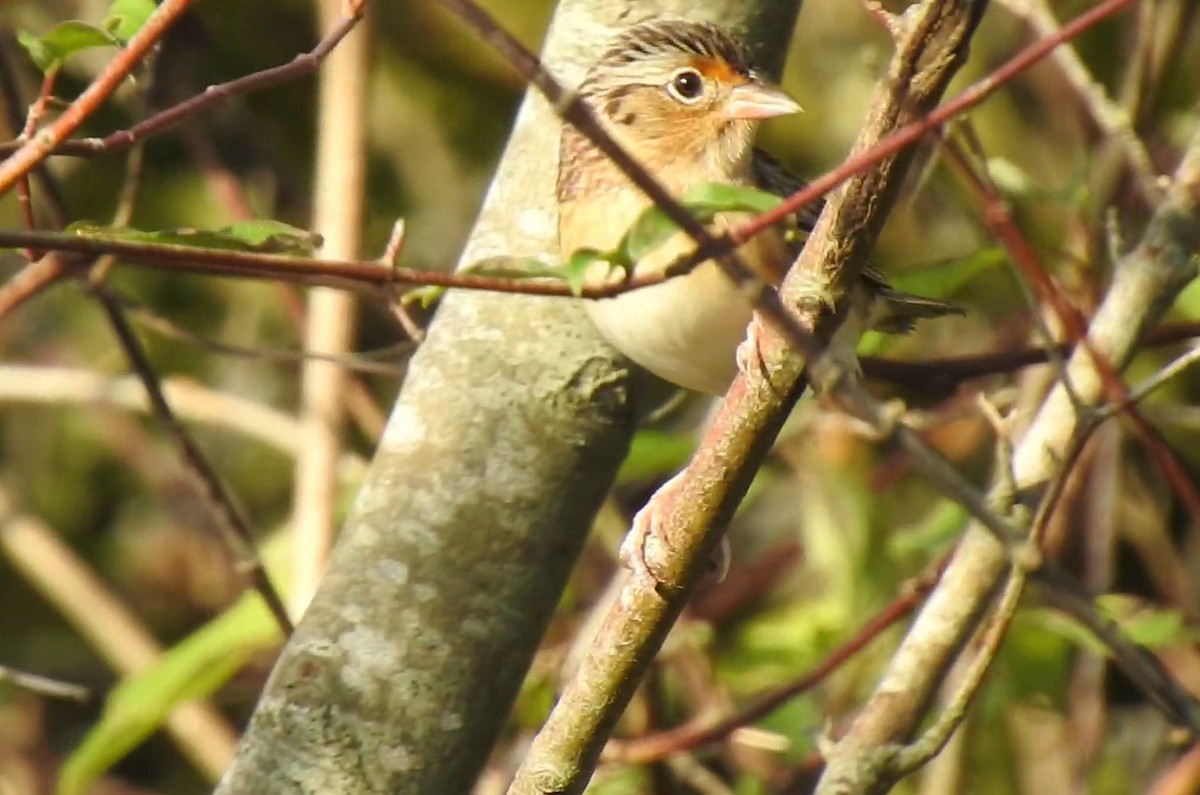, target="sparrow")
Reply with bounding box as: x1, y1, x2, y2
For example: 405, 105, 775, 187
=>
557, 19, 962, 395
